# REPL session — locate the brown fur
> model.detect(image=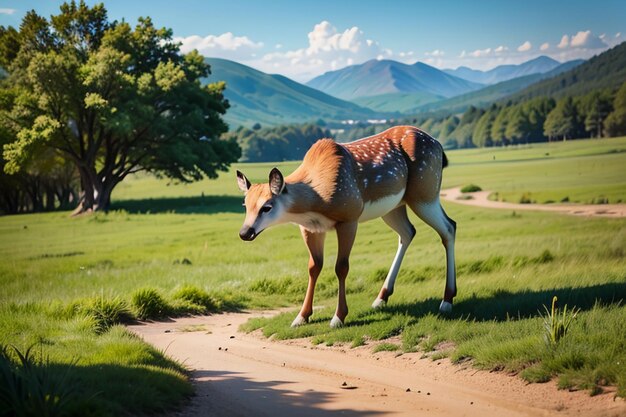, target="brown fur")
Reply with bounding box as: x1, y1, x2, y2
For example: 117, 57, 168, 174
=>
284, 125, 445, 221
